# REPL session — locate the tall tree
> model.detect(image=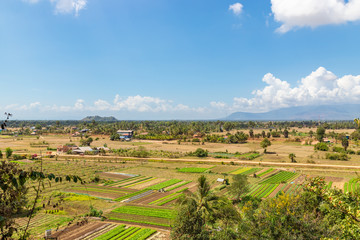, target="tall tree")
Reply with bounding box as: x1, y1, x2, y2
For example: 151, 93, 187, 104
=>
289, 153, 296, 163
260, 138, 271, 153
342, 137, 349, 151
316, 126, 326, 142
